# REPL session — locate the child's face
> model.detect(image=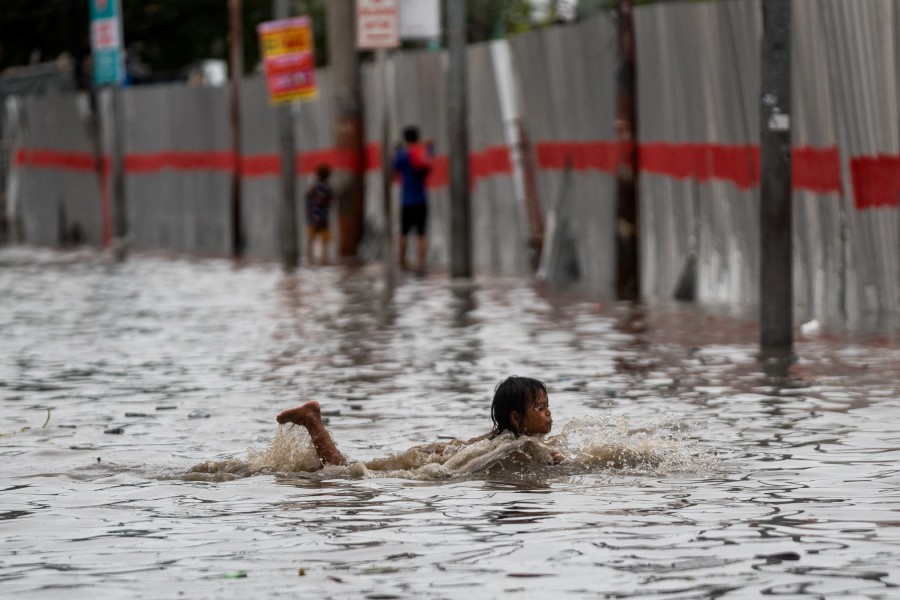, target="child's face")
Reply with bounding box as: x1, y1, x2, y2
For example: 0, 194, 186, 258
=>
518, 391, 553, 435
